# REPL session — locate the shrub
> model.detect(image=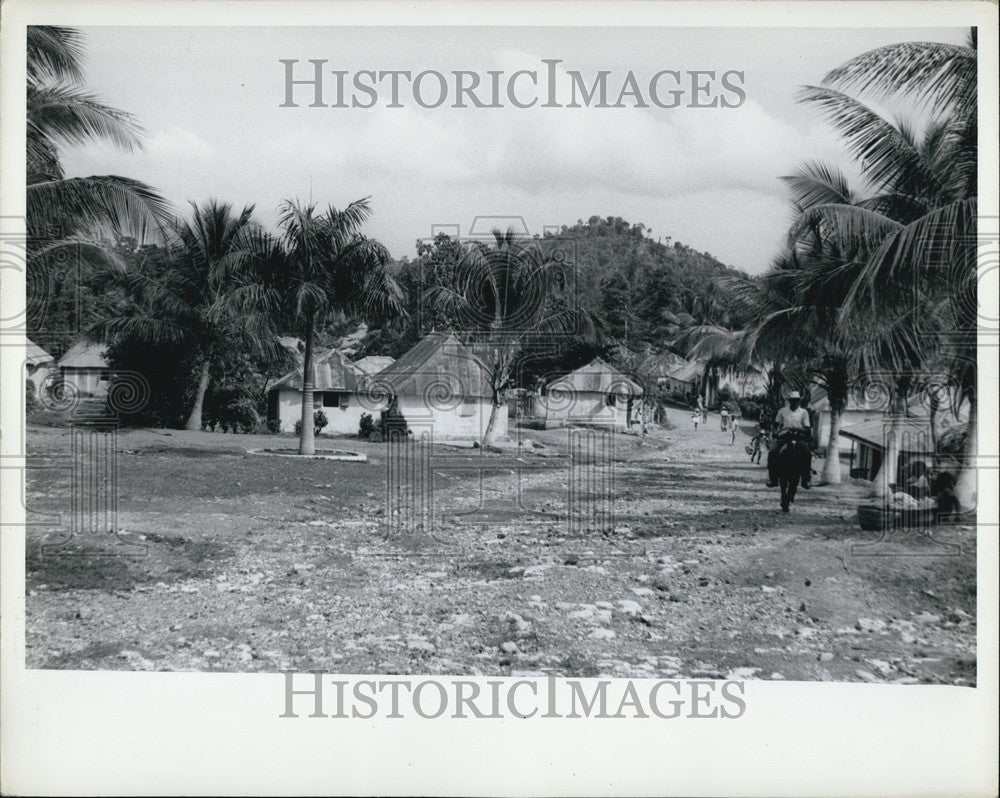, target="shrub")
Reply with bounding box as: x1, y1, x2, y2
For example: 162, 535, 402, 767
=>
294, 409, 329, 437
266, 418, 281, 434
205, 387, 261, 433
25, 382, 39, 413
379, 397, 409, 438
369, 431, 383, 443
359, 412, 375, 439
738, 396, 767, 422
